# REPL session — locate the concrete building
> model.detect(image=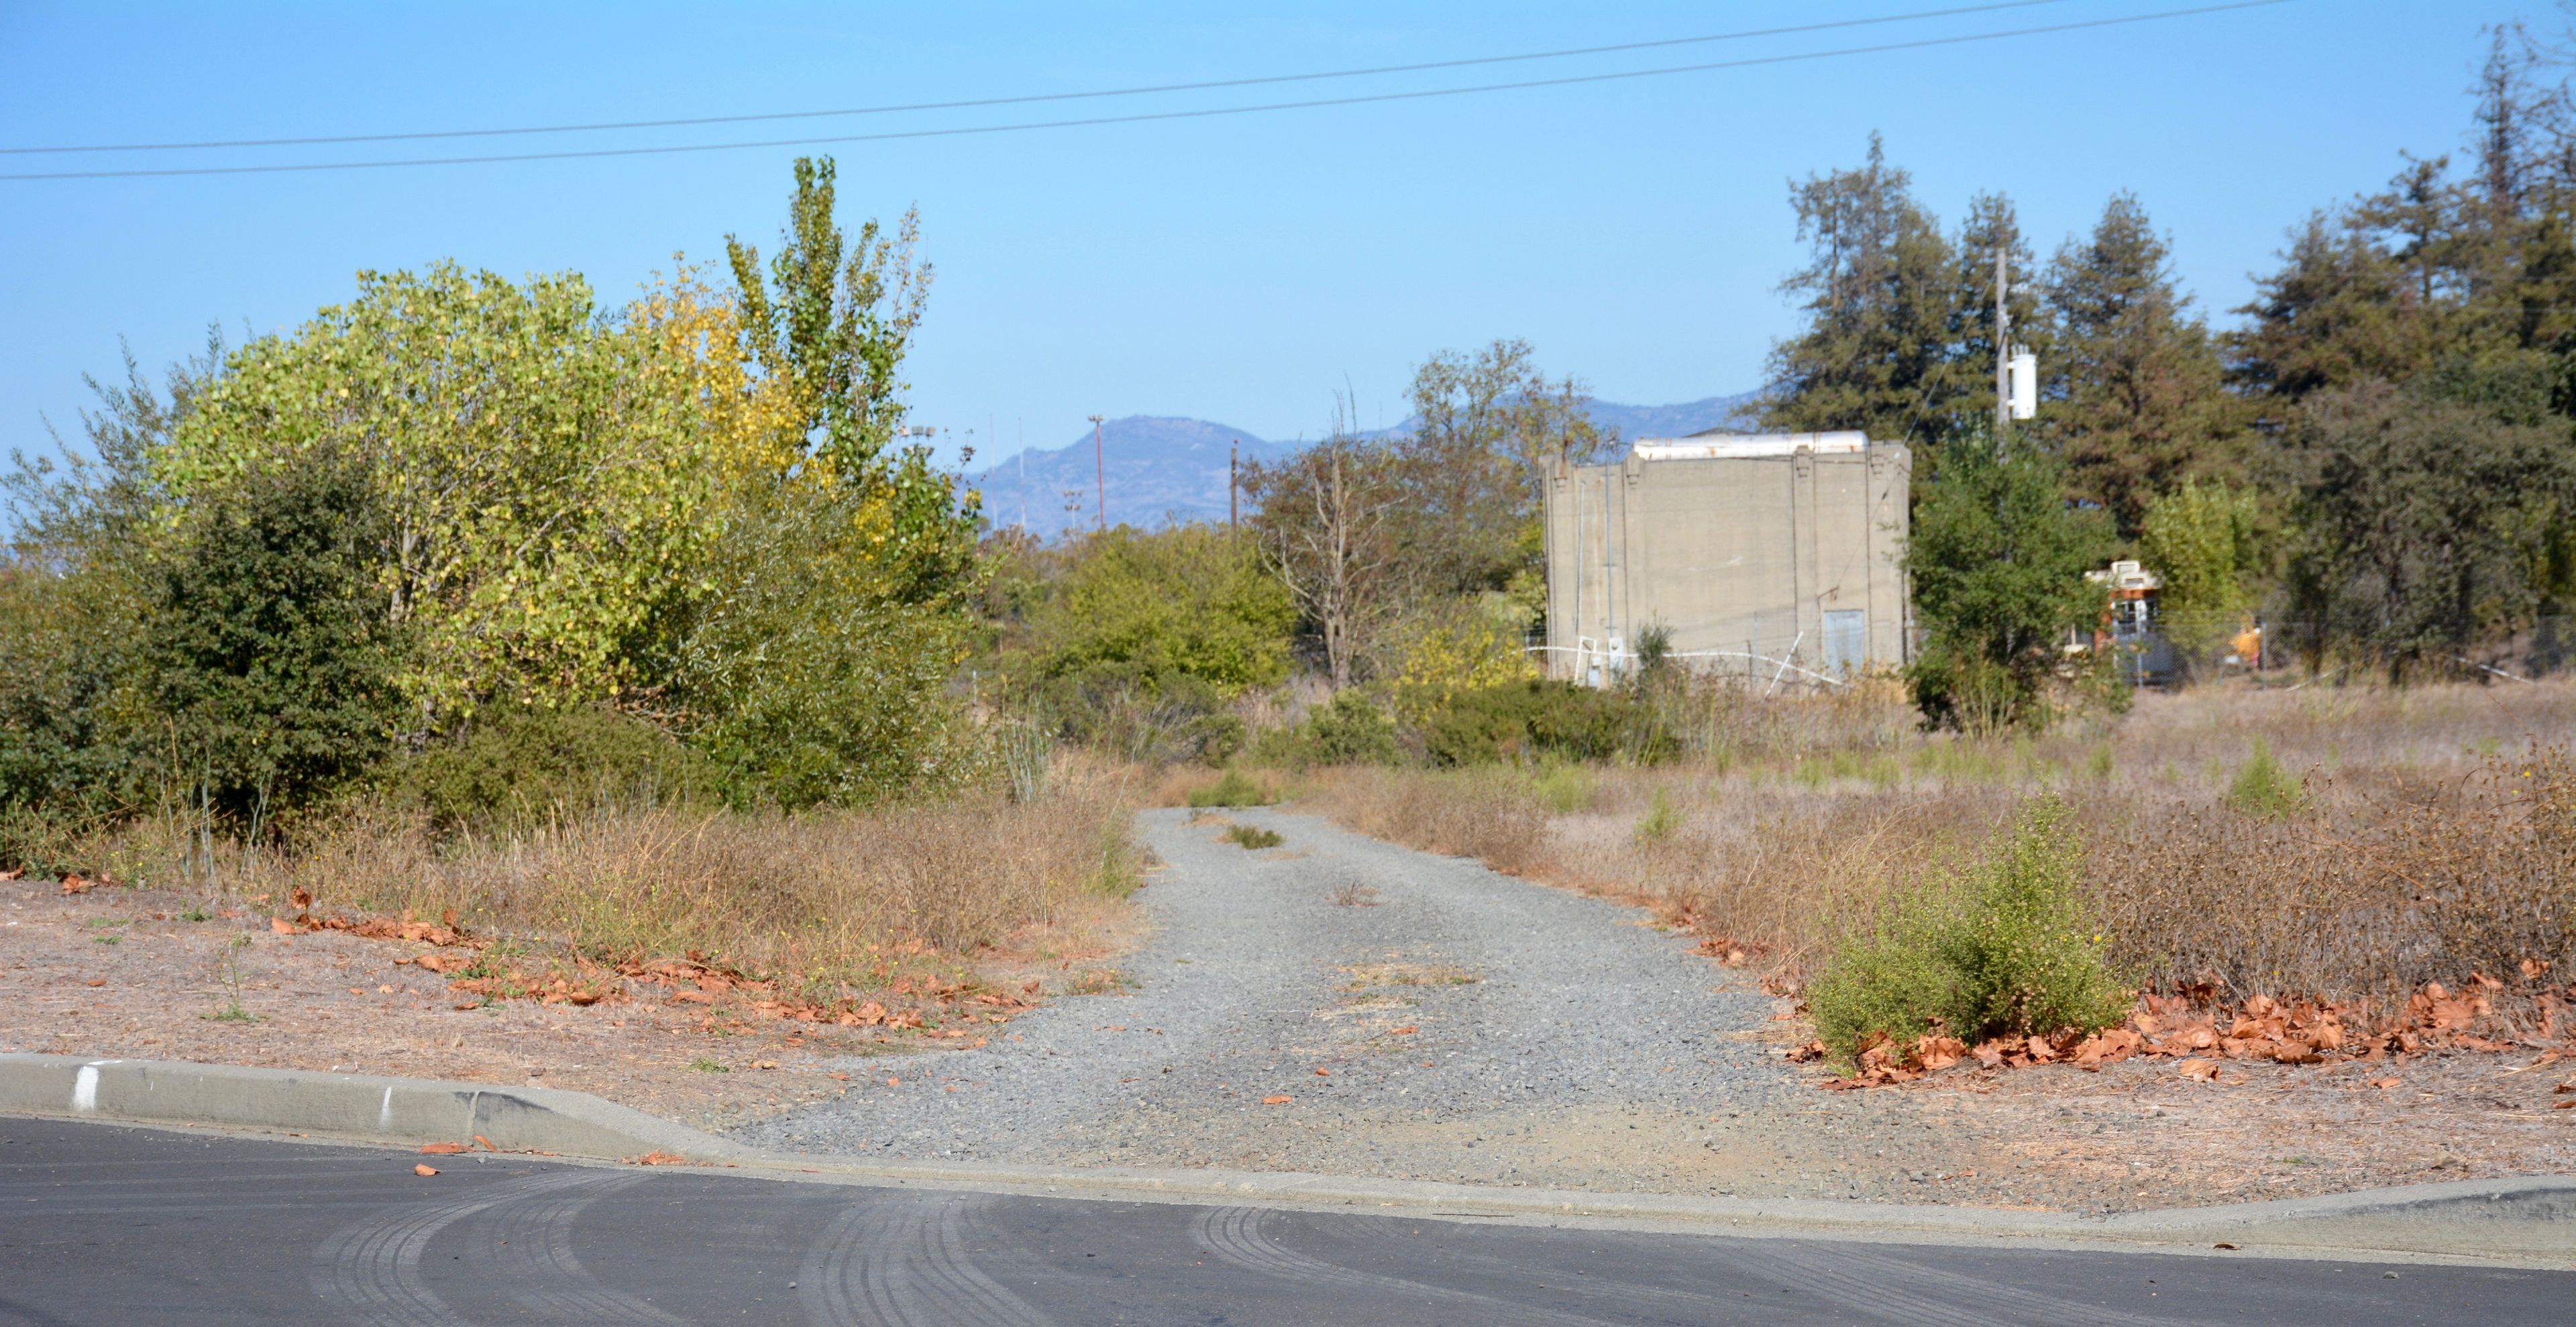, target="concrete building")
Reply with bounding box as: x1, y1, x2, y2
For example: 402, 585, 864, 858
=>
1541, 431, 1911, 685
